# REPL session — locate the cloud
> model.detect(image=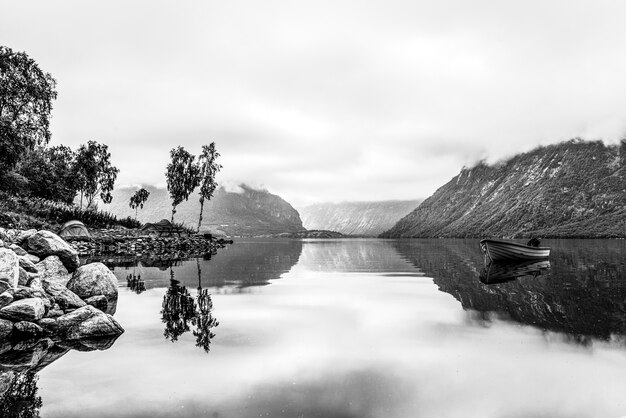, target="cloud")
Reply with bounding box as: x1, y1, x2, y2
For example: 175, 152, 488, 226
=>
3, 0, 626, 204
